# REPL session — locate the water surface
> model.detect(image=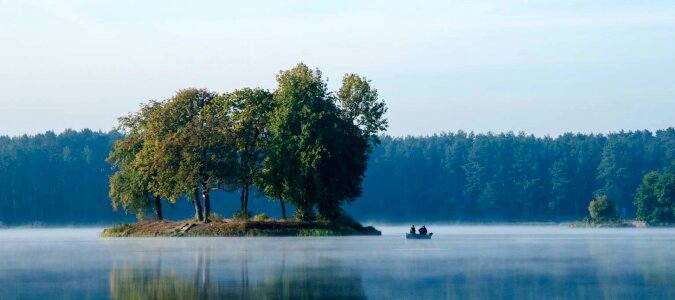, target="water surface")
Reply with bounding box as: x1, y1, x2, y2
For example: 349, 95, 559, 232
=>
1, 226, 674, 299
